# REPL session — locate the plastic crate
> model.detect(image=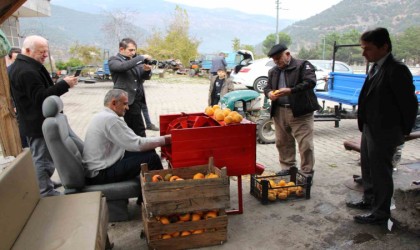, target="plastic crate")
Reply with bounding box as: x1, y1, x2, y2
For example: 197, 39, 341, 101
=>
250, 167, 312, 204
